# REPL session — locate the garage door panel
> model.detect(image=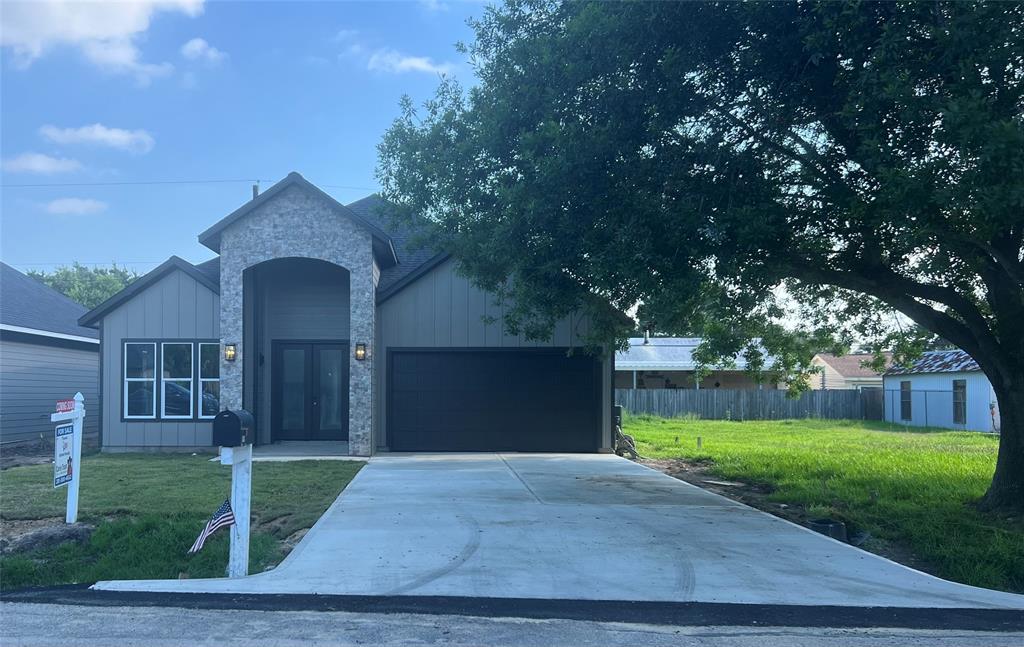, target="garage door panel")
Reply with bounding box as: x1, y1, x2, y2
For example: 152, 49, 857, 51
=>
388, 349, 599, 452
